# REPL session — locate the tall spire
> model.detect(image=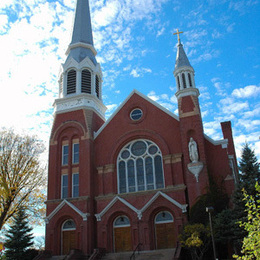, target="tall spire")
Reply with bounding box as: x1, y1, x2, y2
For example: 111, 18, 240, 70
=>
66, 0, 97, 64
175, 42, 192, 70
55, 0, 106, 120
71, 0, 94, 46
